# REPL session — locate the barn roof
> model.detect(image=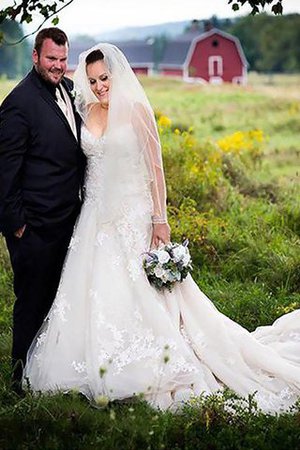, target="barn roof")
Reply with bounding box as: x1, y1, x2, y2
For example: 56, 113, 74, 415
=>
159, 40, 192, 66
68, 40, 97, 70
159, 31, 200, 67
68, 40, 154, 71
112, 40, 154, 67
